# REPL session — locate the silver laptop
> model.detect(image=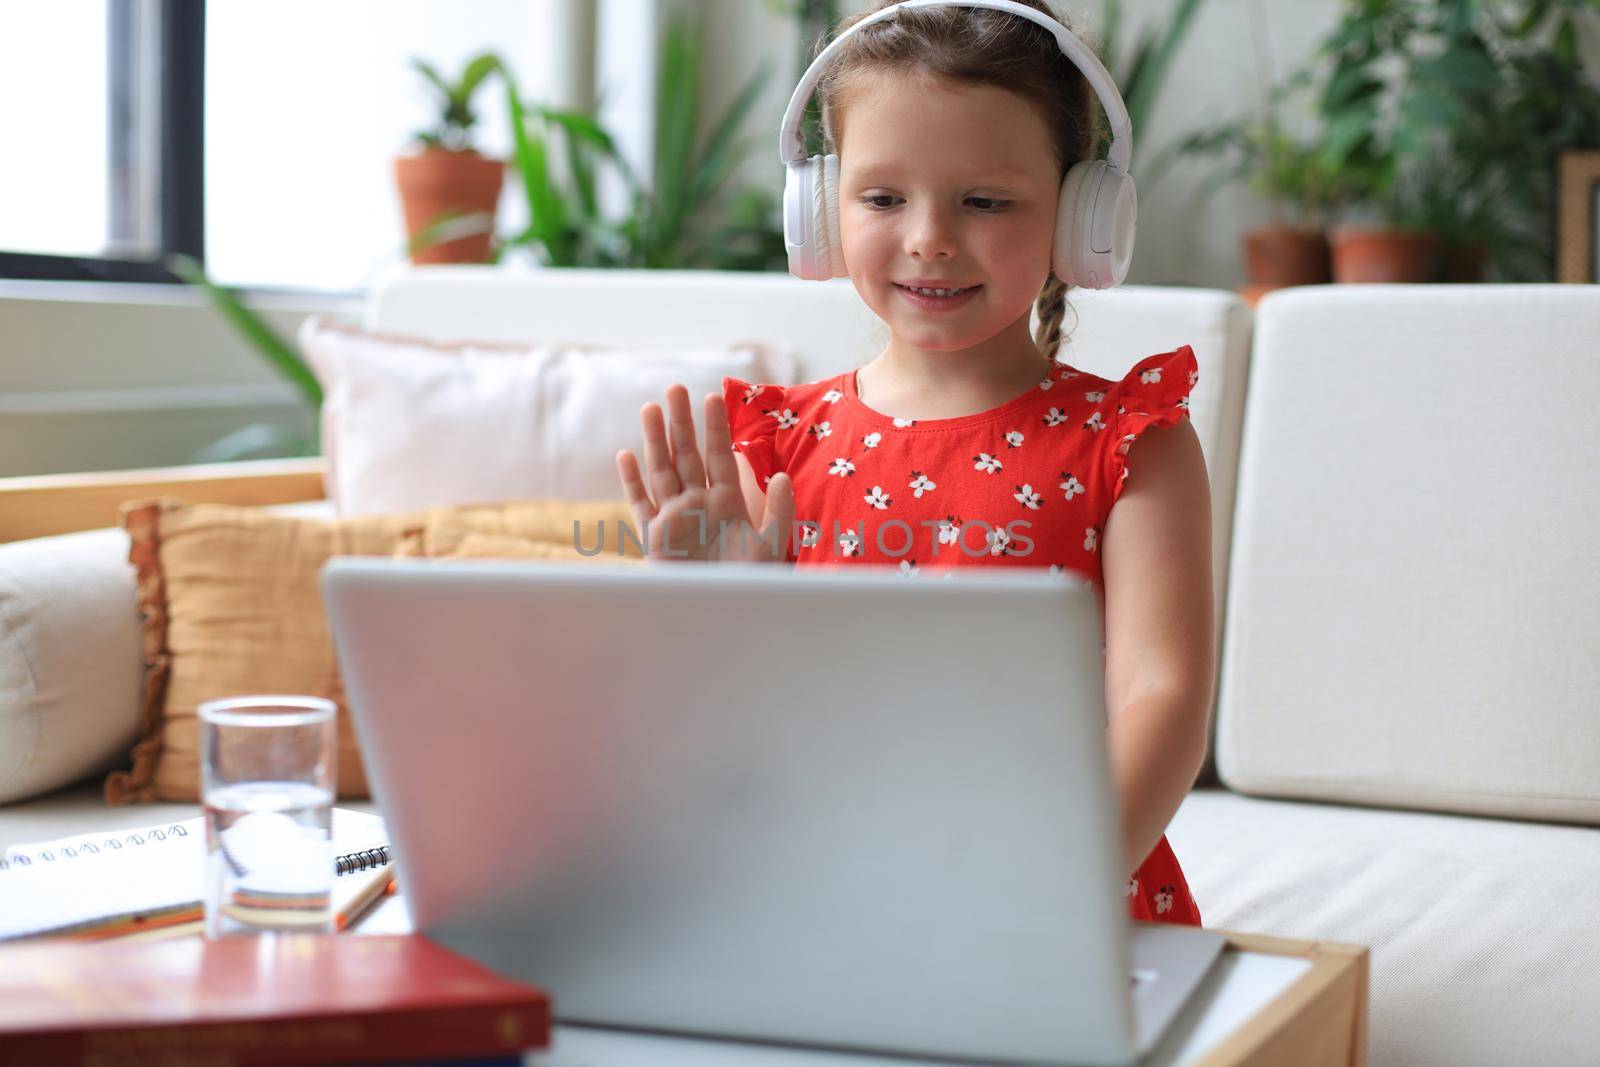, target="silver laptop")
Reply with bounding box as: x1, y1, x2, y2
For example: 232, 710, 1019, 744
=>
322, 558, 1224, 1067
